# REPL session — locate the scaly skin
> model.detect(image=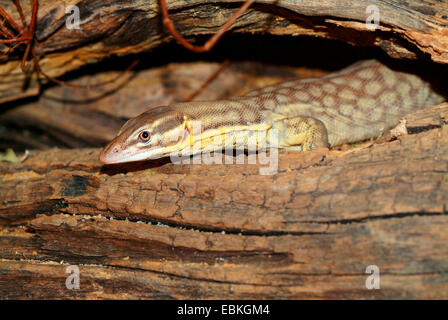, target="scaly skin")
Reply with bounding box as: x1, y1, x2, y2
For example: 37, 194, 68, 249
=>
99, 60, 445, 164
